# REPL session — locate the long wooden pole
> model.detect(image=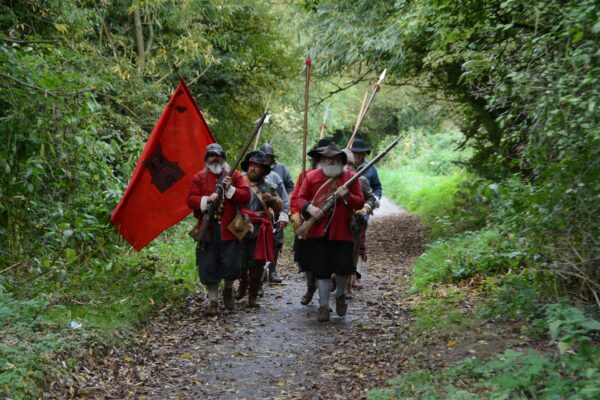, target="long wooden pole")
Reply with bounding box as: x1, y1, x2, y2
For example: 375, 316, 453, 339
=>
319, 104, 329, 139
253, 90, 273, 150
302, 55, 311, 177
346, 69, 386, 149
353, 87, 369, 134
